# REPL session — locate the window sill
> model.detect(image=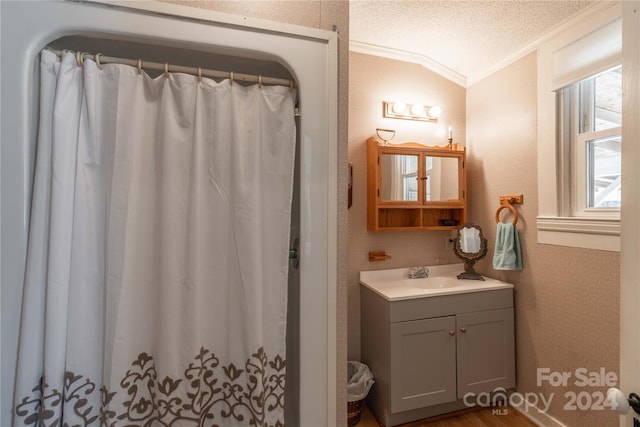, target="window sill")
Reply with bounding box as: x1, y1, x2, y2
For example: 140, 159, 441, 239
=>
536, 216, 620, 252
